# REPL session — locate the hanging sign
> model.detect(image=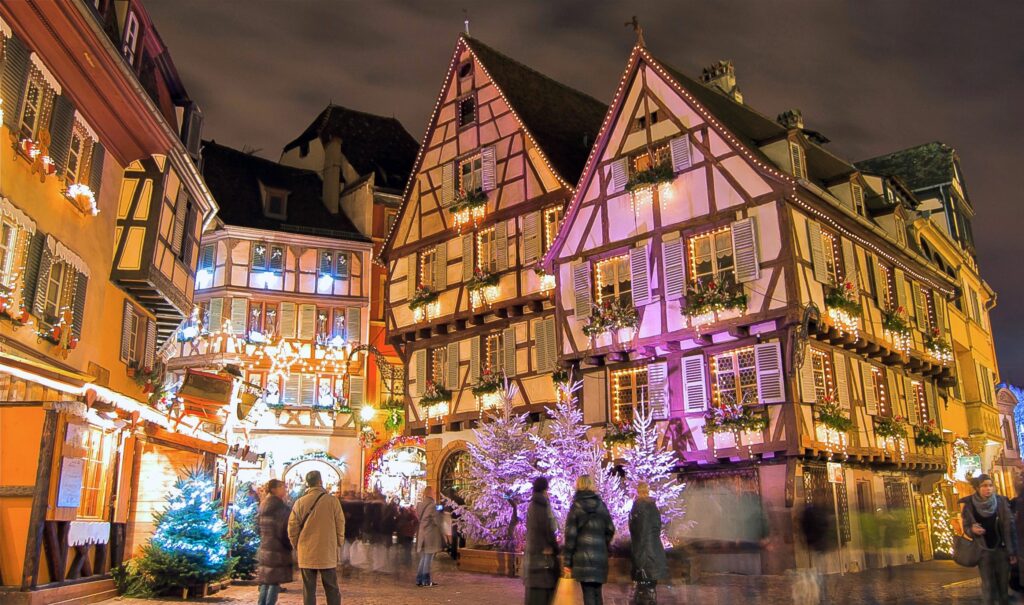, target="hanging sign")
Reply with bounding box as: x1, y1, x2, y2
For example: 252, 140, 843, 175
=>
56, 457, 84, 508
827, 461, 844, 484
